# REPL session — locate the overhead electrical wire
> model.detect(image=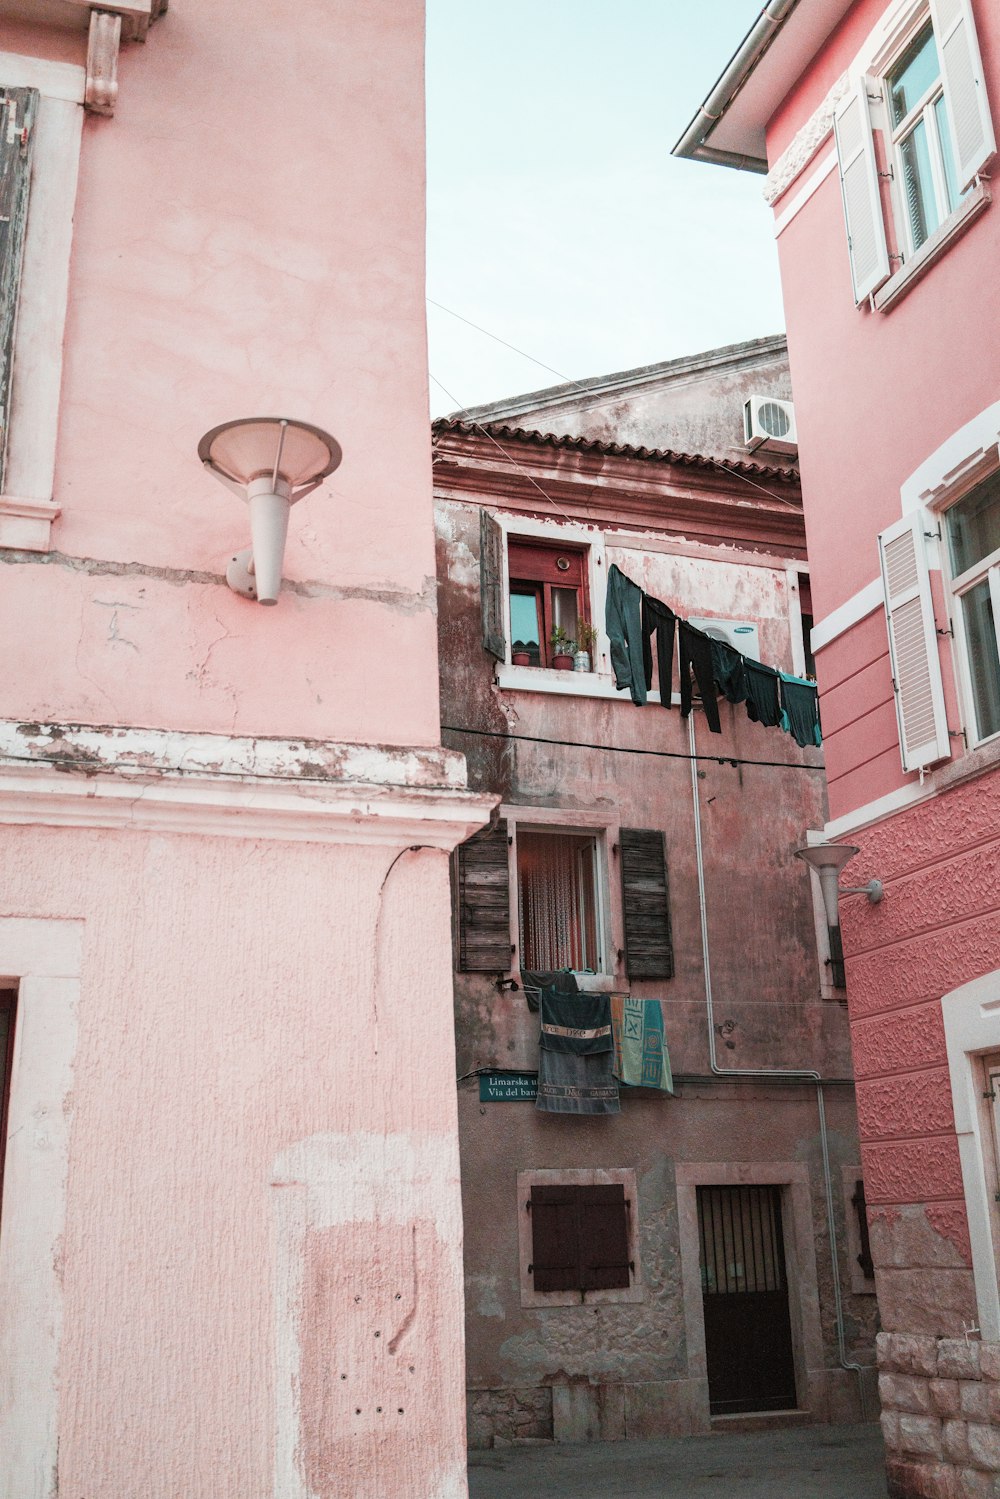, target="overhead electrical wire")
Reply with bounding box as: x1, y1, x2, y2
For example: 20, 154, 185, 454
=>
440, 722, 823, 773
